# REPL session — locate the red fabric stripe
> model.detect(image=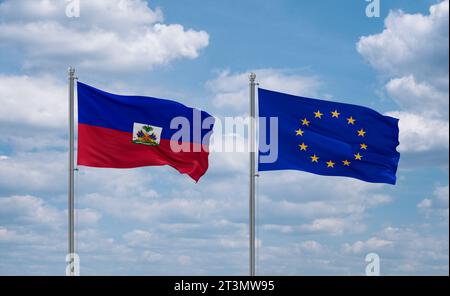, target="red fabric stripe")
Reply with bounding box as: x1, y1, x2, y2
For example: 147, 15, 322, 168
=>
77, 123, 210, 182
